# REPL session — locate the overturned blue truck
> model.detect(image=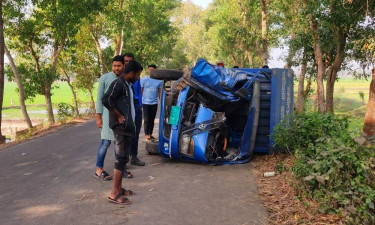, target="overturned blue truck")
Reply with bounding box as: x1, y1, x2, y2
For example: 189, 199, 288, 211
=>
148, 59, 294, 164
